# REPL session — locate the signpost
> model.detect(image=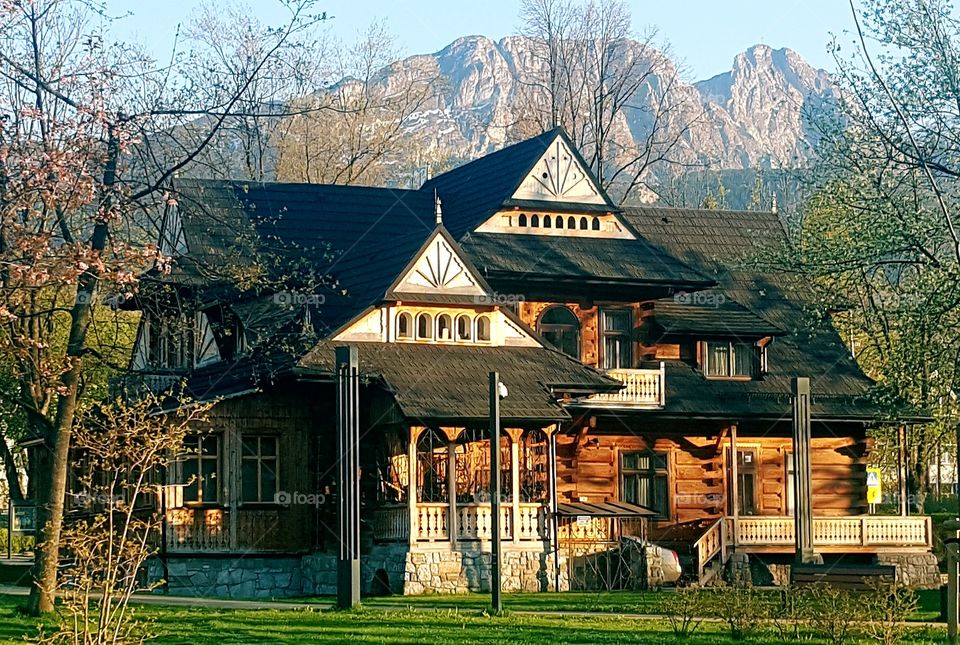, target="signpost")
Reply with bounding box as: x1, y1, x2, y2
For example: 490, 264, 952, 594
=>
866, 467, 882, 514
